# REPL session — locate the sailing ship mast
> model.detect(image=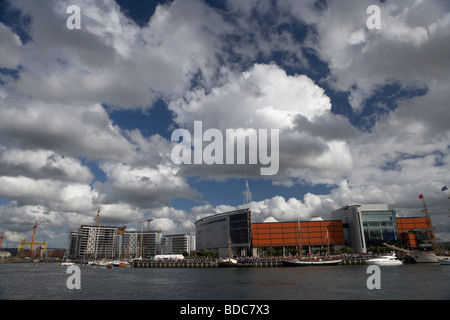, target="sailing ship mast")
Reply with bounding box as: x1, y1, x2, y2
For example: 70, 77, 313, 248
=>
228, 236, 232, 260
326, 228, 330, 257
297, 218, 302, 258
244, 178, 252, 253
420, 196, 437, 253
